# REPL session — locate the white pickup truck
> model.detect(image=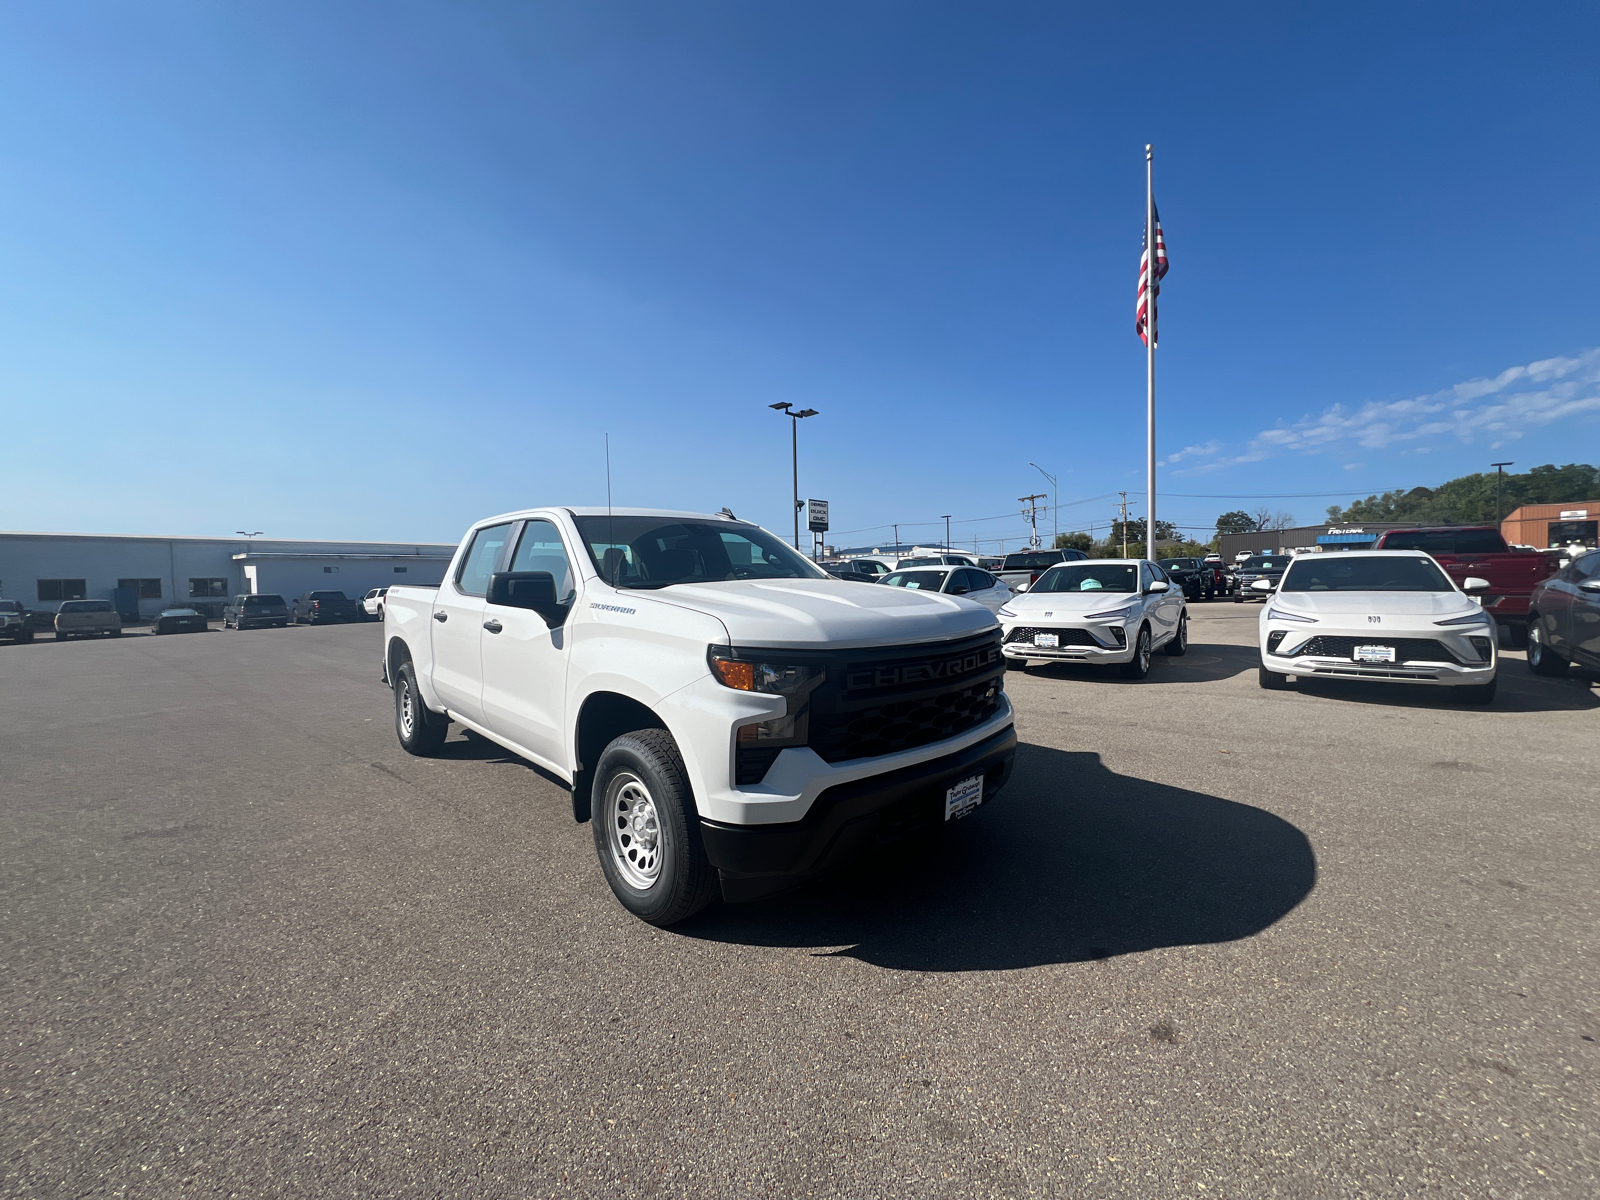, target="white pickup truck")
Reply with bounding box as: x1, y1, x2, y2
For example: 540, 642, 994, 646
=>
382, 507, 1016, 925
